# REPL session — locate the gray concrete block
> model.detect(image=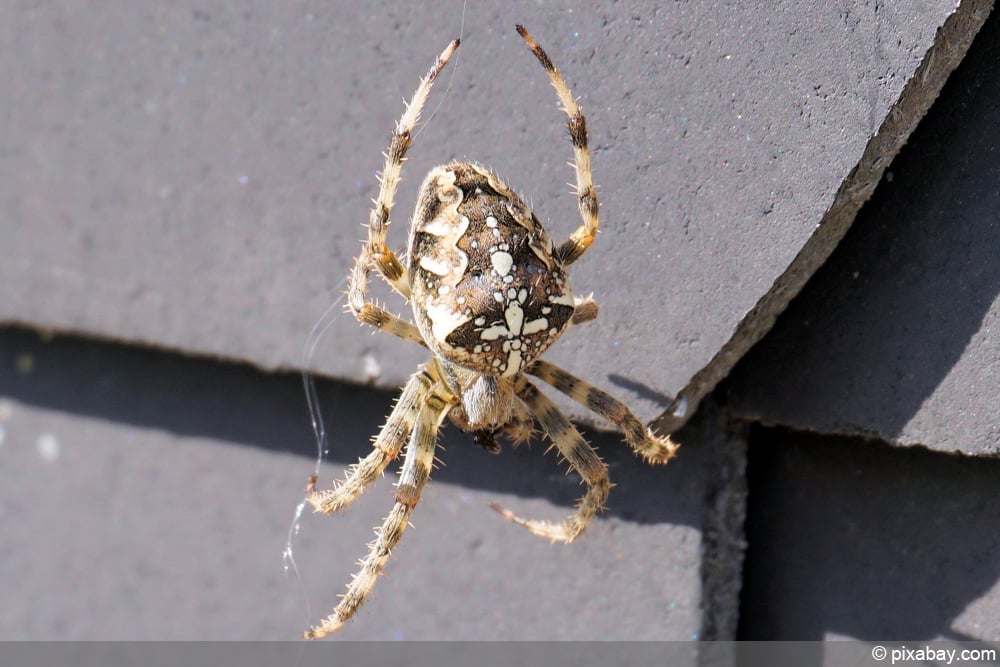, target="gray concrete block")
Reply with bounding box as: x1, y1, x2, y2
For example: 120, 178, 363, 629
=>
726, 8, 1000, 455
0, 327, 729, 640
0, 1, 988, 432
739, 427, 1000, 640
